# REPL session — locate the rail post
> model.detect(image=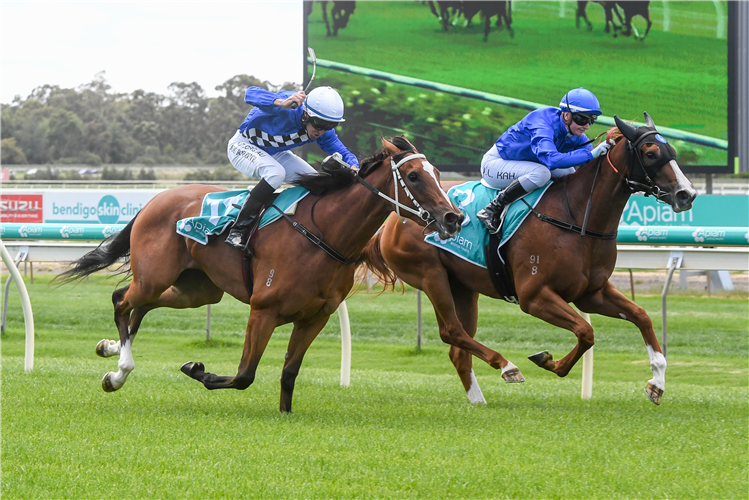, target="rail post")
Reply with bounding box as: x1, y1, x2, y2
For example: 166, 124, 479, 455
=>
0, 241, 35, 372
